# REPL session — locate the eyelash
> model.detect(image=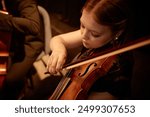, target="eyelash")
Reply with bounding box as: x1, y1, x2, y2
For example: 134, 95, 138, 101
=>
91, 33, 100, 37
81, 24, 100, 37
